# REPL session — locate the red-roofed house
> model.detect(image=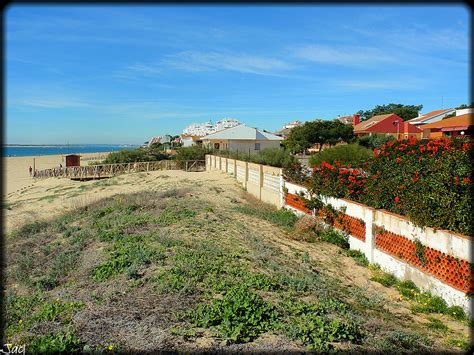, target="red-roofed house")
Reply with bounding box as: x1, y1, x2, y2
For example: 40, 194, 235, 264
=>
353, 113, 422, 139
407, 108, 455, 128
421, 114, 474, 139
